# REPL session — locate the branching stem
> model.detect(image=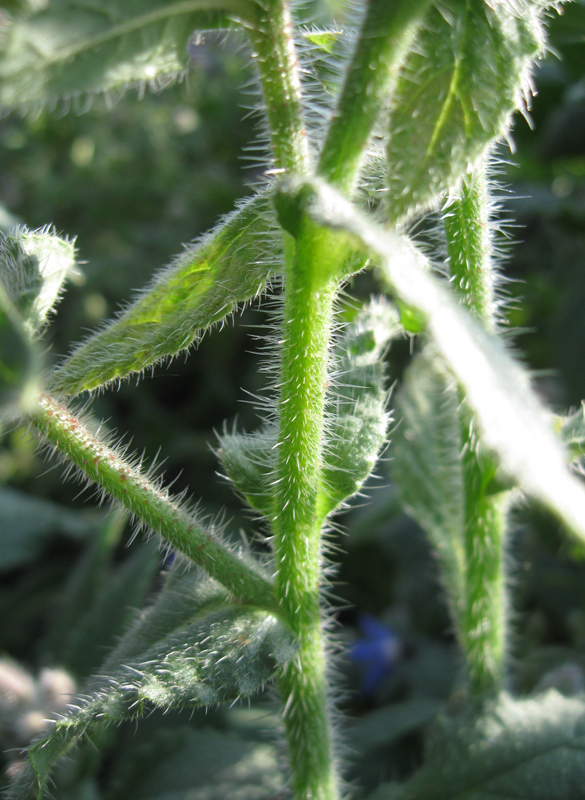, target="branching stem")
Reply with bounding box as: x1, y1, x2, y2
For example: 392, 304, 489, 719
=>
32, 394, 277, 612
318, 0, 431, 194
